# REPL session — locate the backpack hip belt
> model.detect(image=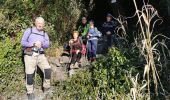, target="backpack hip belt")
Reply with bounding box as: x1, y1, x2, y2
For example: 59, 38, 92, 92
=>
24, 47, 44, 56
